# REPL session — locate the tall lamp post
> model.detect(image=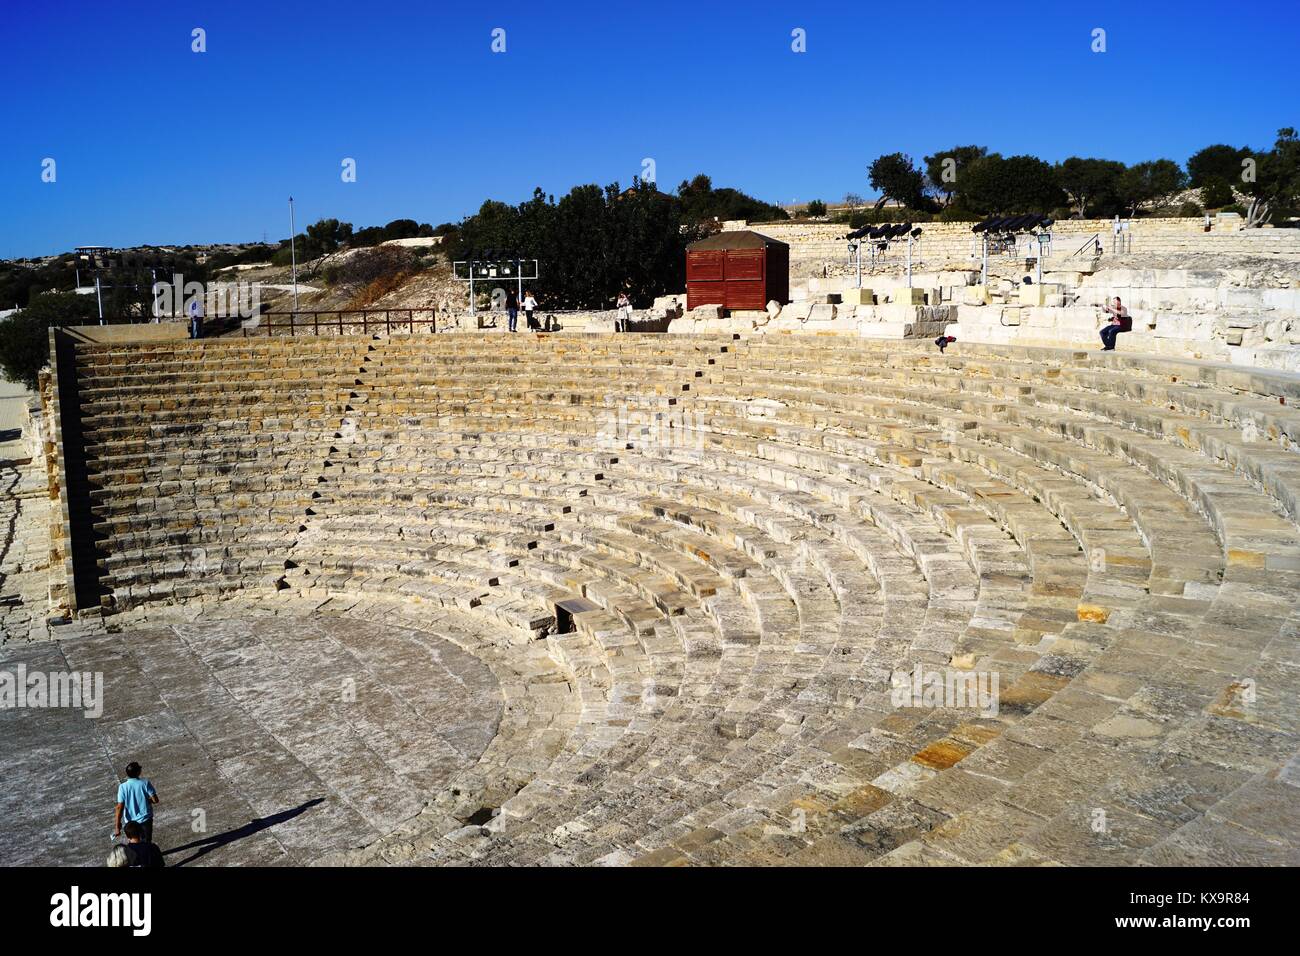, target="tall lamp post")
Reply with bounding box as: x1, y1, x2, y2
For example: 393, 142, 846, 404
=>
288, 196, 299, 312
